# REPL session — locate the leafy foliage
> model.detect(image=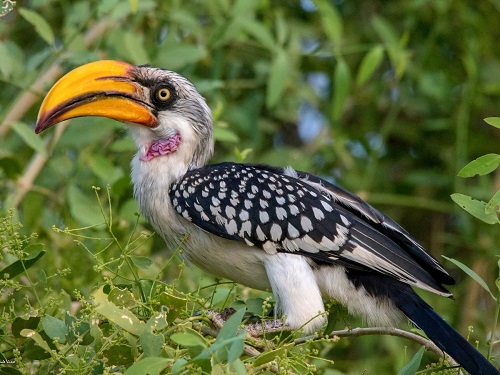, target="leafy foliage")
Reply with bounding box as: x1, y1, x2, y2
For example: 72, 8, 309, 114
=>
1, 0, 499, 373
